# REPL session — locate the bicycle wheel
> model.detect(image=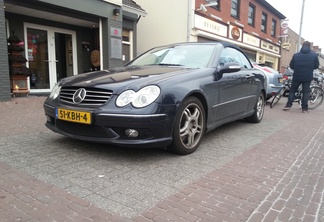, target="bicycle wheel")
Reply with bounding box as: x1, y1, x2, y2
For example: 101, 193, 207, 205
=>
270, 87, 285, 108
308, 86, 324, 110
